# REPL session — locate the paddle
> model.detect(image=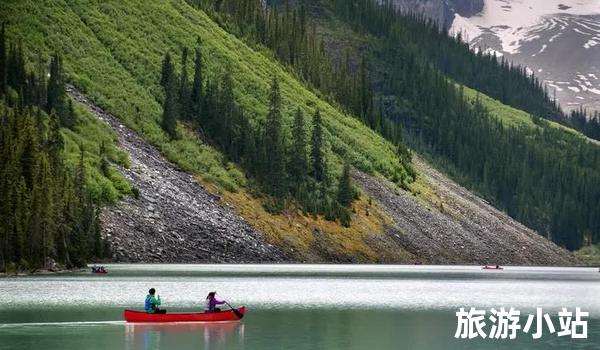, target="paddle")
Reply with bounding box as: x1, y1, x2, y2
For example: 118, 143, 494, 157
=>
223, 300, 243, 319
